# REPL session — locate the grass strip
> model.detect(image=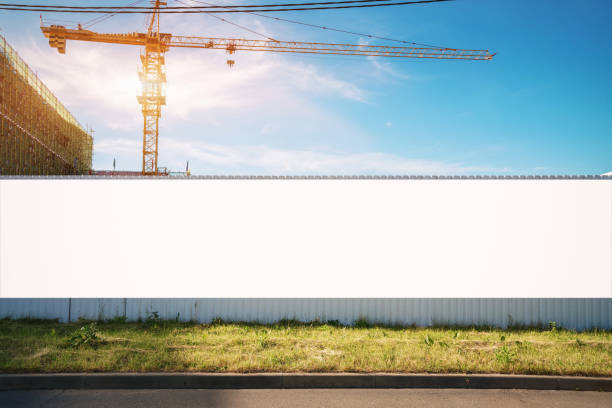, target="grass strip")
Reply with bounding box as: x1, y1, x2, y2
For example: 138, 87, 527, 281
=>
1, 318, 610, 376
